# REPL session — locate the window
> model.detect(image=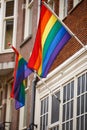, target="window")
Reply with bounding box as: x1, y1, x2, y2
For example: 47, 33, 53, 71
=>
38, 71, 87, 130
40, 97, 48, 130
47, 0, 59, 16
59, 0, 83, 19
76, 73, 87, 130
3, 1, 14, 50
24, 0, 33, 39
62, 81, 74, 130
19, 79, 29, 130
0, 0, 17, 52
51, 92, 60, 123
